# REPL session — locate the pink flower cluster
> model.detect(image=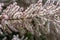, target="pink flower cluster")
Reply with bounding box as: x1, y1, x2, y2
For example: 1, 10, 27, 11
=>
0, 3, 4, 12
